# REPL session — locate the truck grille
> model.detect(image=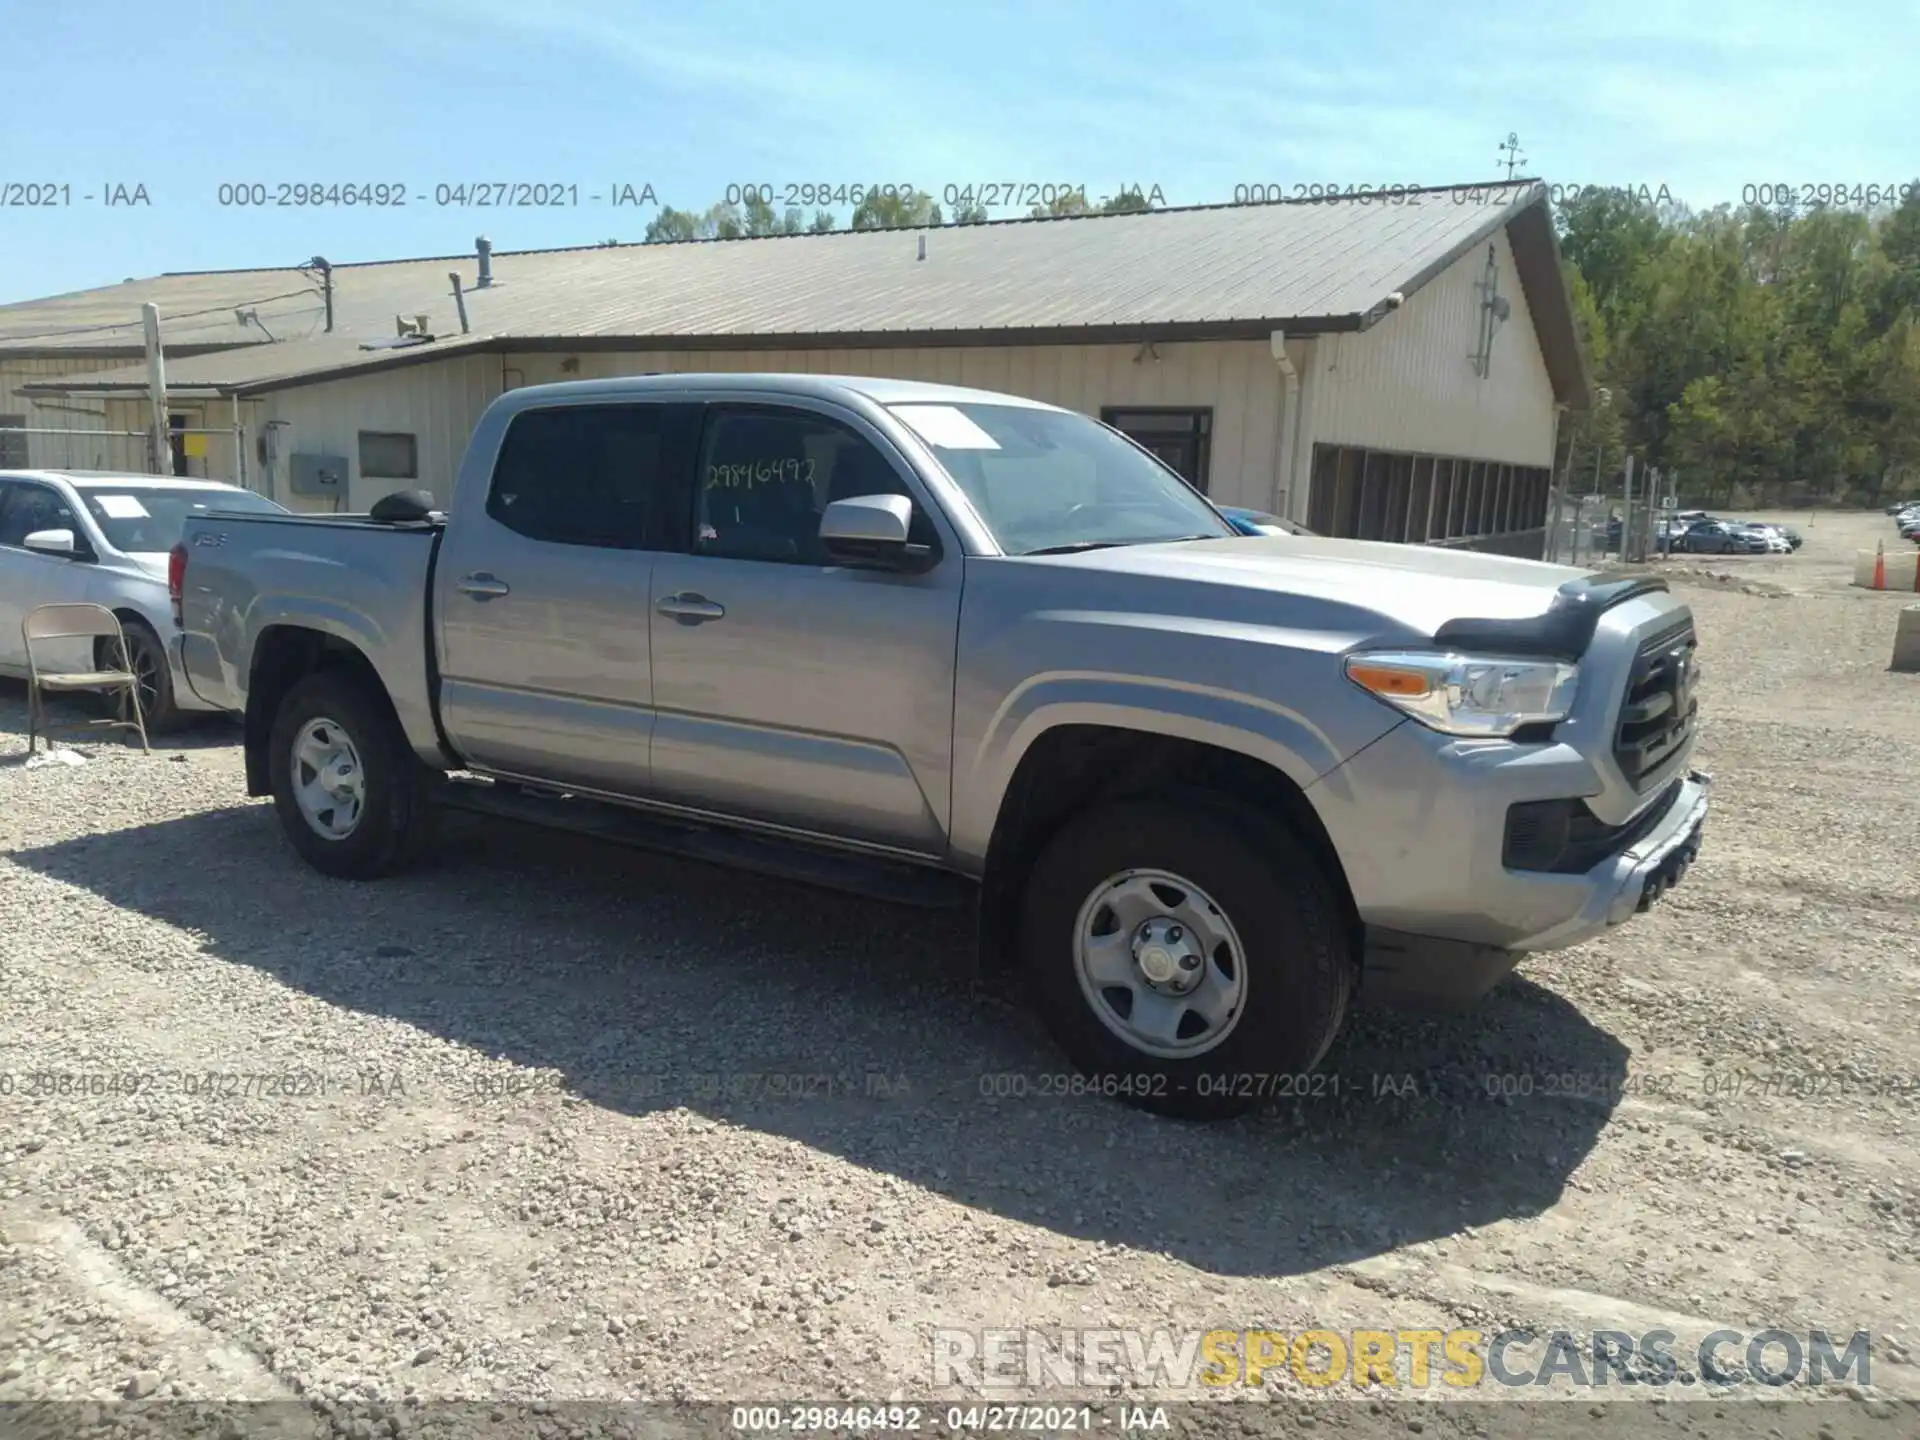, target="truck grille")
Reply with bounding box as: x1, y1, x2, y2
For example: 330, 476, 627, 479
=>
1614, 619, 1698, 789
